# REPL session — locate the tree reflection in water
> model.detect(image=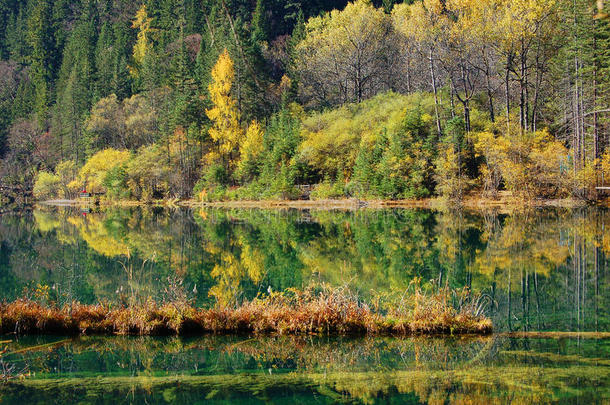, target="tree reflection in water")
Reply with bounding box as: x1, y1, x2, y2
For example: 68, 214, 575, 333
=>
0, 206, 607, 332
